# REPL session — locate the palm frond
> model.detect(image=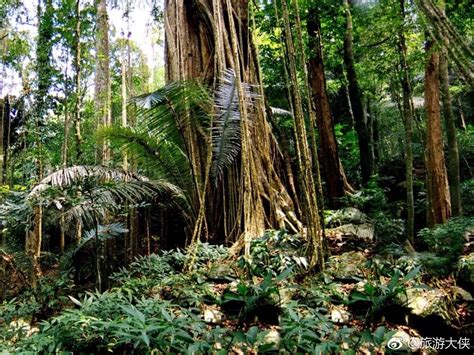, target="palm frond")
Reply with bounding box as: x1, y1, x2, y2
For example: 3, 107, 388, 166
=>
210, 68, 259, 181
271, 107, 294, 117
30, 165, 148, 197
29, 165, 189, 229
135, 81, 212, 145
98, 126, 192, 189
